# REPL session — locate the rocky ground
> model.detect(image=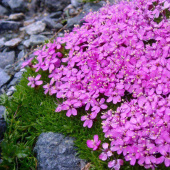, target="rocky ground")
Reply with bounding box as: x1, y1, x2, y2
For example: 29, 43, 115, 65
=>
0, 0, 114, 169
